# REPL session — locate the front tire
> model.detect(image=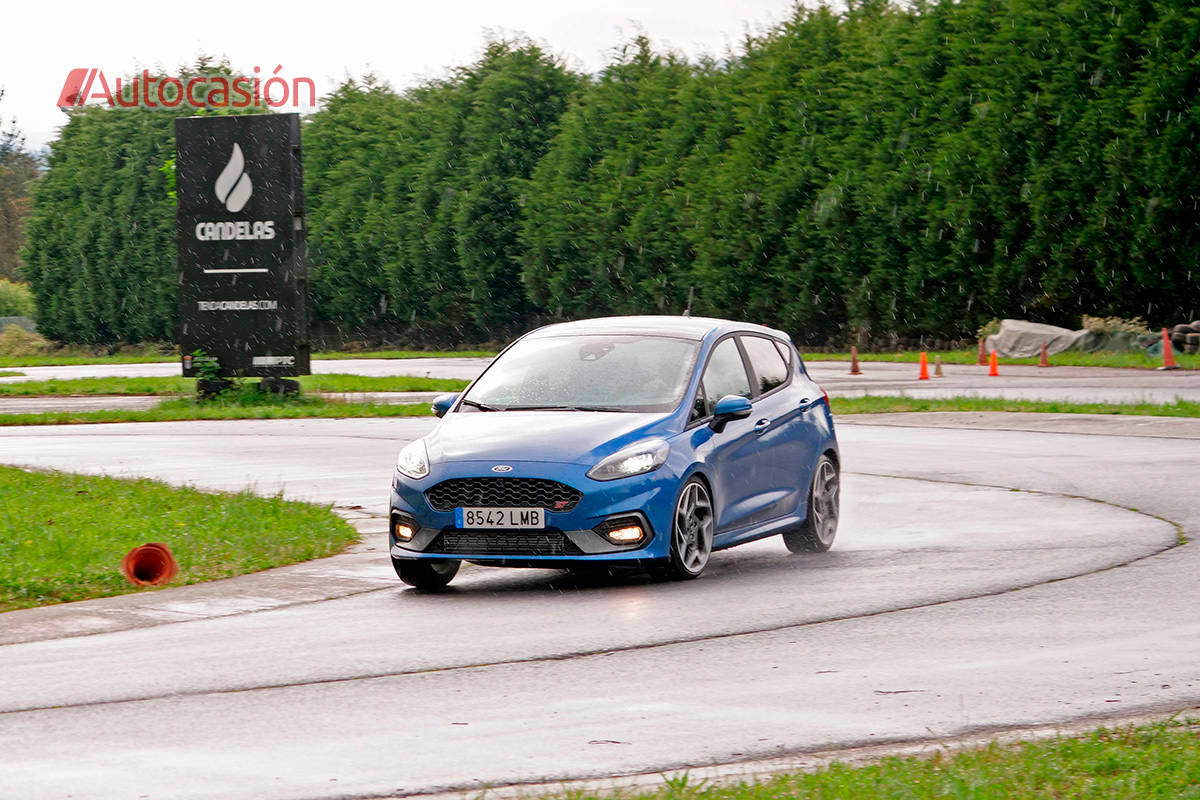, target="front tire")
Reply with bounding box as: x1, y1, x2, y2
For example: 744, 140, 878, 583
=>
393, 558, 460, 589
783, 454, 839, 553
651, 477, 714, 580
